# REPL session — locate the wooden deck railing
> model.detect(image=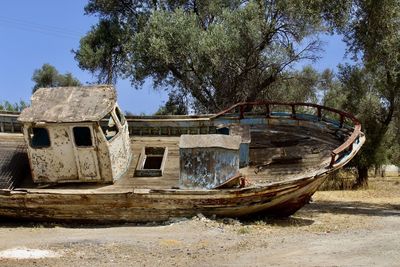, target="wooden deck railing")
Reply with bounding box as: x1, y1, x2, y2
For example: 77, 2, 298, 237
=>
212, 101, 363, 168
